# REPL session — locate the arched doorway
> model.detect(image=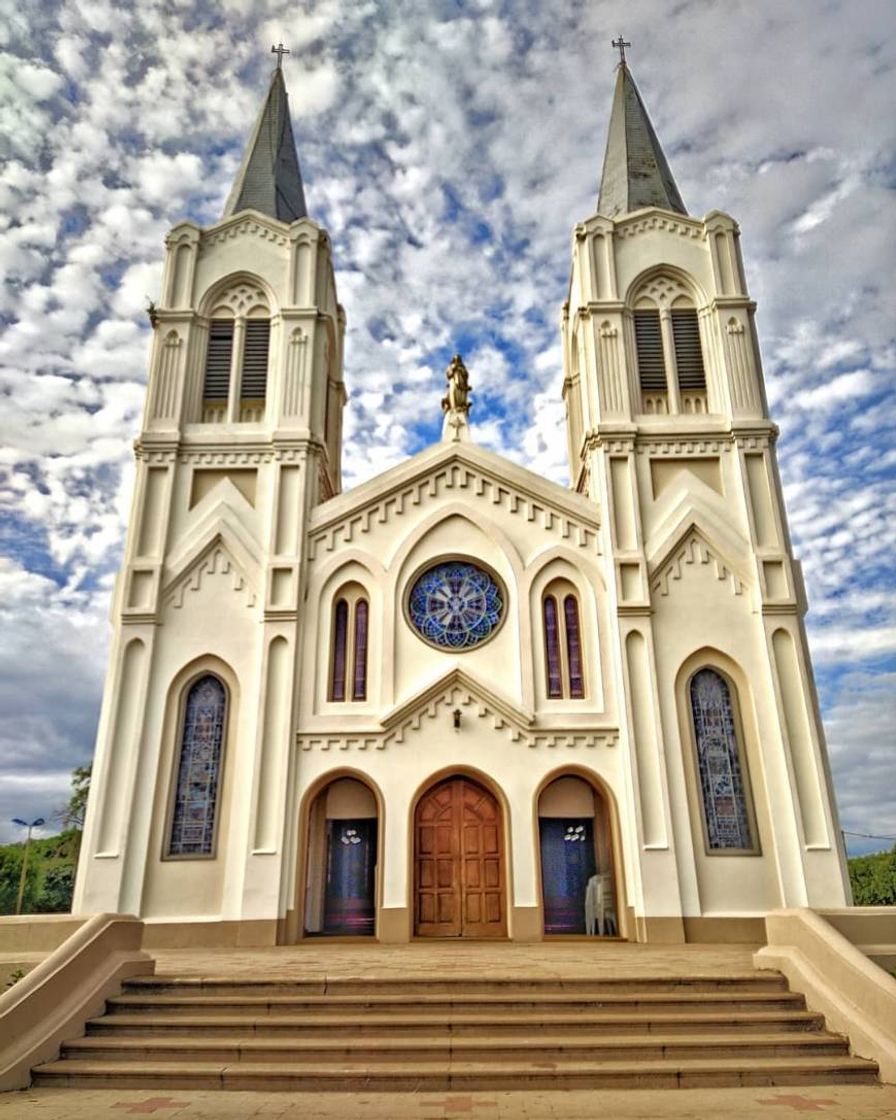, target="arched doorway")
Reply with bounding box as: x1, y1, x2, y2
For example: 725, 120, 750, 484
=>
414, 775, 506, 938
538, 774, 618, 936
304, 777, 378, 937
